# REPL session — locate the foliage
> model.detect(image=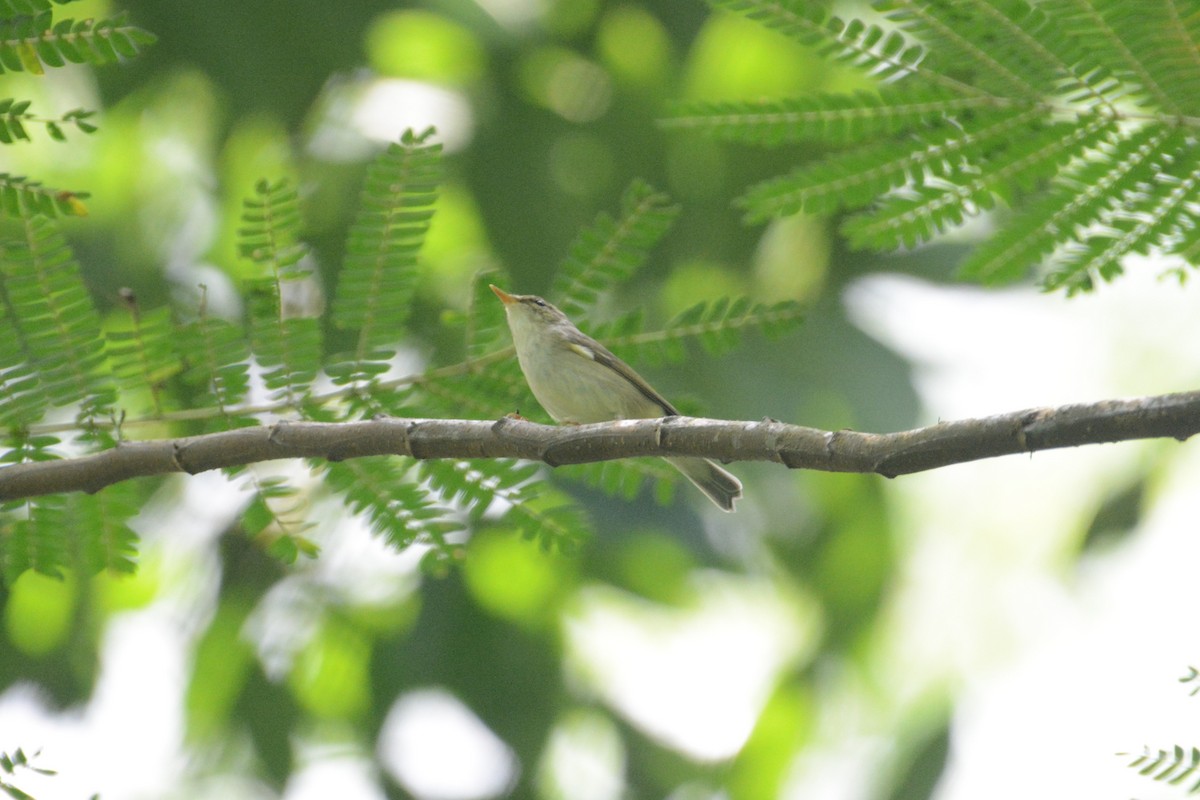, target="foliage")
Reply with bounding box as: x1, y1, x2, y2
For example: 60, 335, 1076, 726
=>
1120, 667, 1200, 796
0, 216, 114, 423
183, 289, 252, 426
0, 3, 149, 586
598, 295, 804, 365
0, 101, 97, 144
0, 5, 151, 220
550, 179, 680, 322
662, 0, 1200, 292
0, 127, 803, 583
0, 748, 55, 800
0, 2, 1183, 799
329, 129, 441, 385
0, 11, 154, 74
1124, 746, 1200, 795
1183, 666, 1200, 696
241, 179, 322, 409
